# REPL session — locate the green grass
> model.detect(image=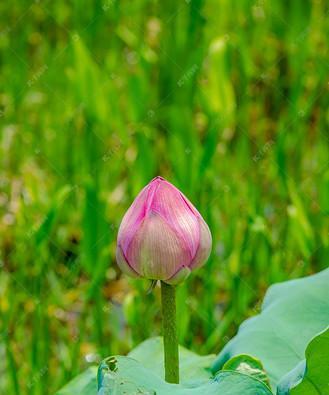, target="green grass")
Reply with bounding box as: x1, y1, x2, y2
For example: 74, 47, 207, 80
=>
0, 0, 328, 394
